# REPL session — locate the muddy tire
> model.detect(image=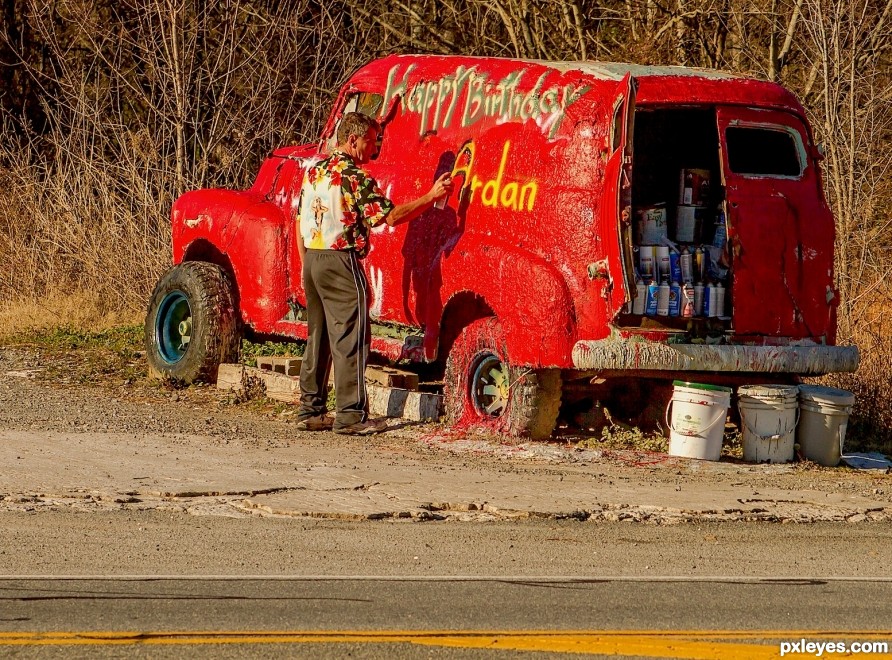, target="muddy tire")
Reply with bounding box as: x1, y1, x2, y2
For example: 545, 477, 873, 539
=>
144, 262, 240, 384
444, 317, 562, 440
